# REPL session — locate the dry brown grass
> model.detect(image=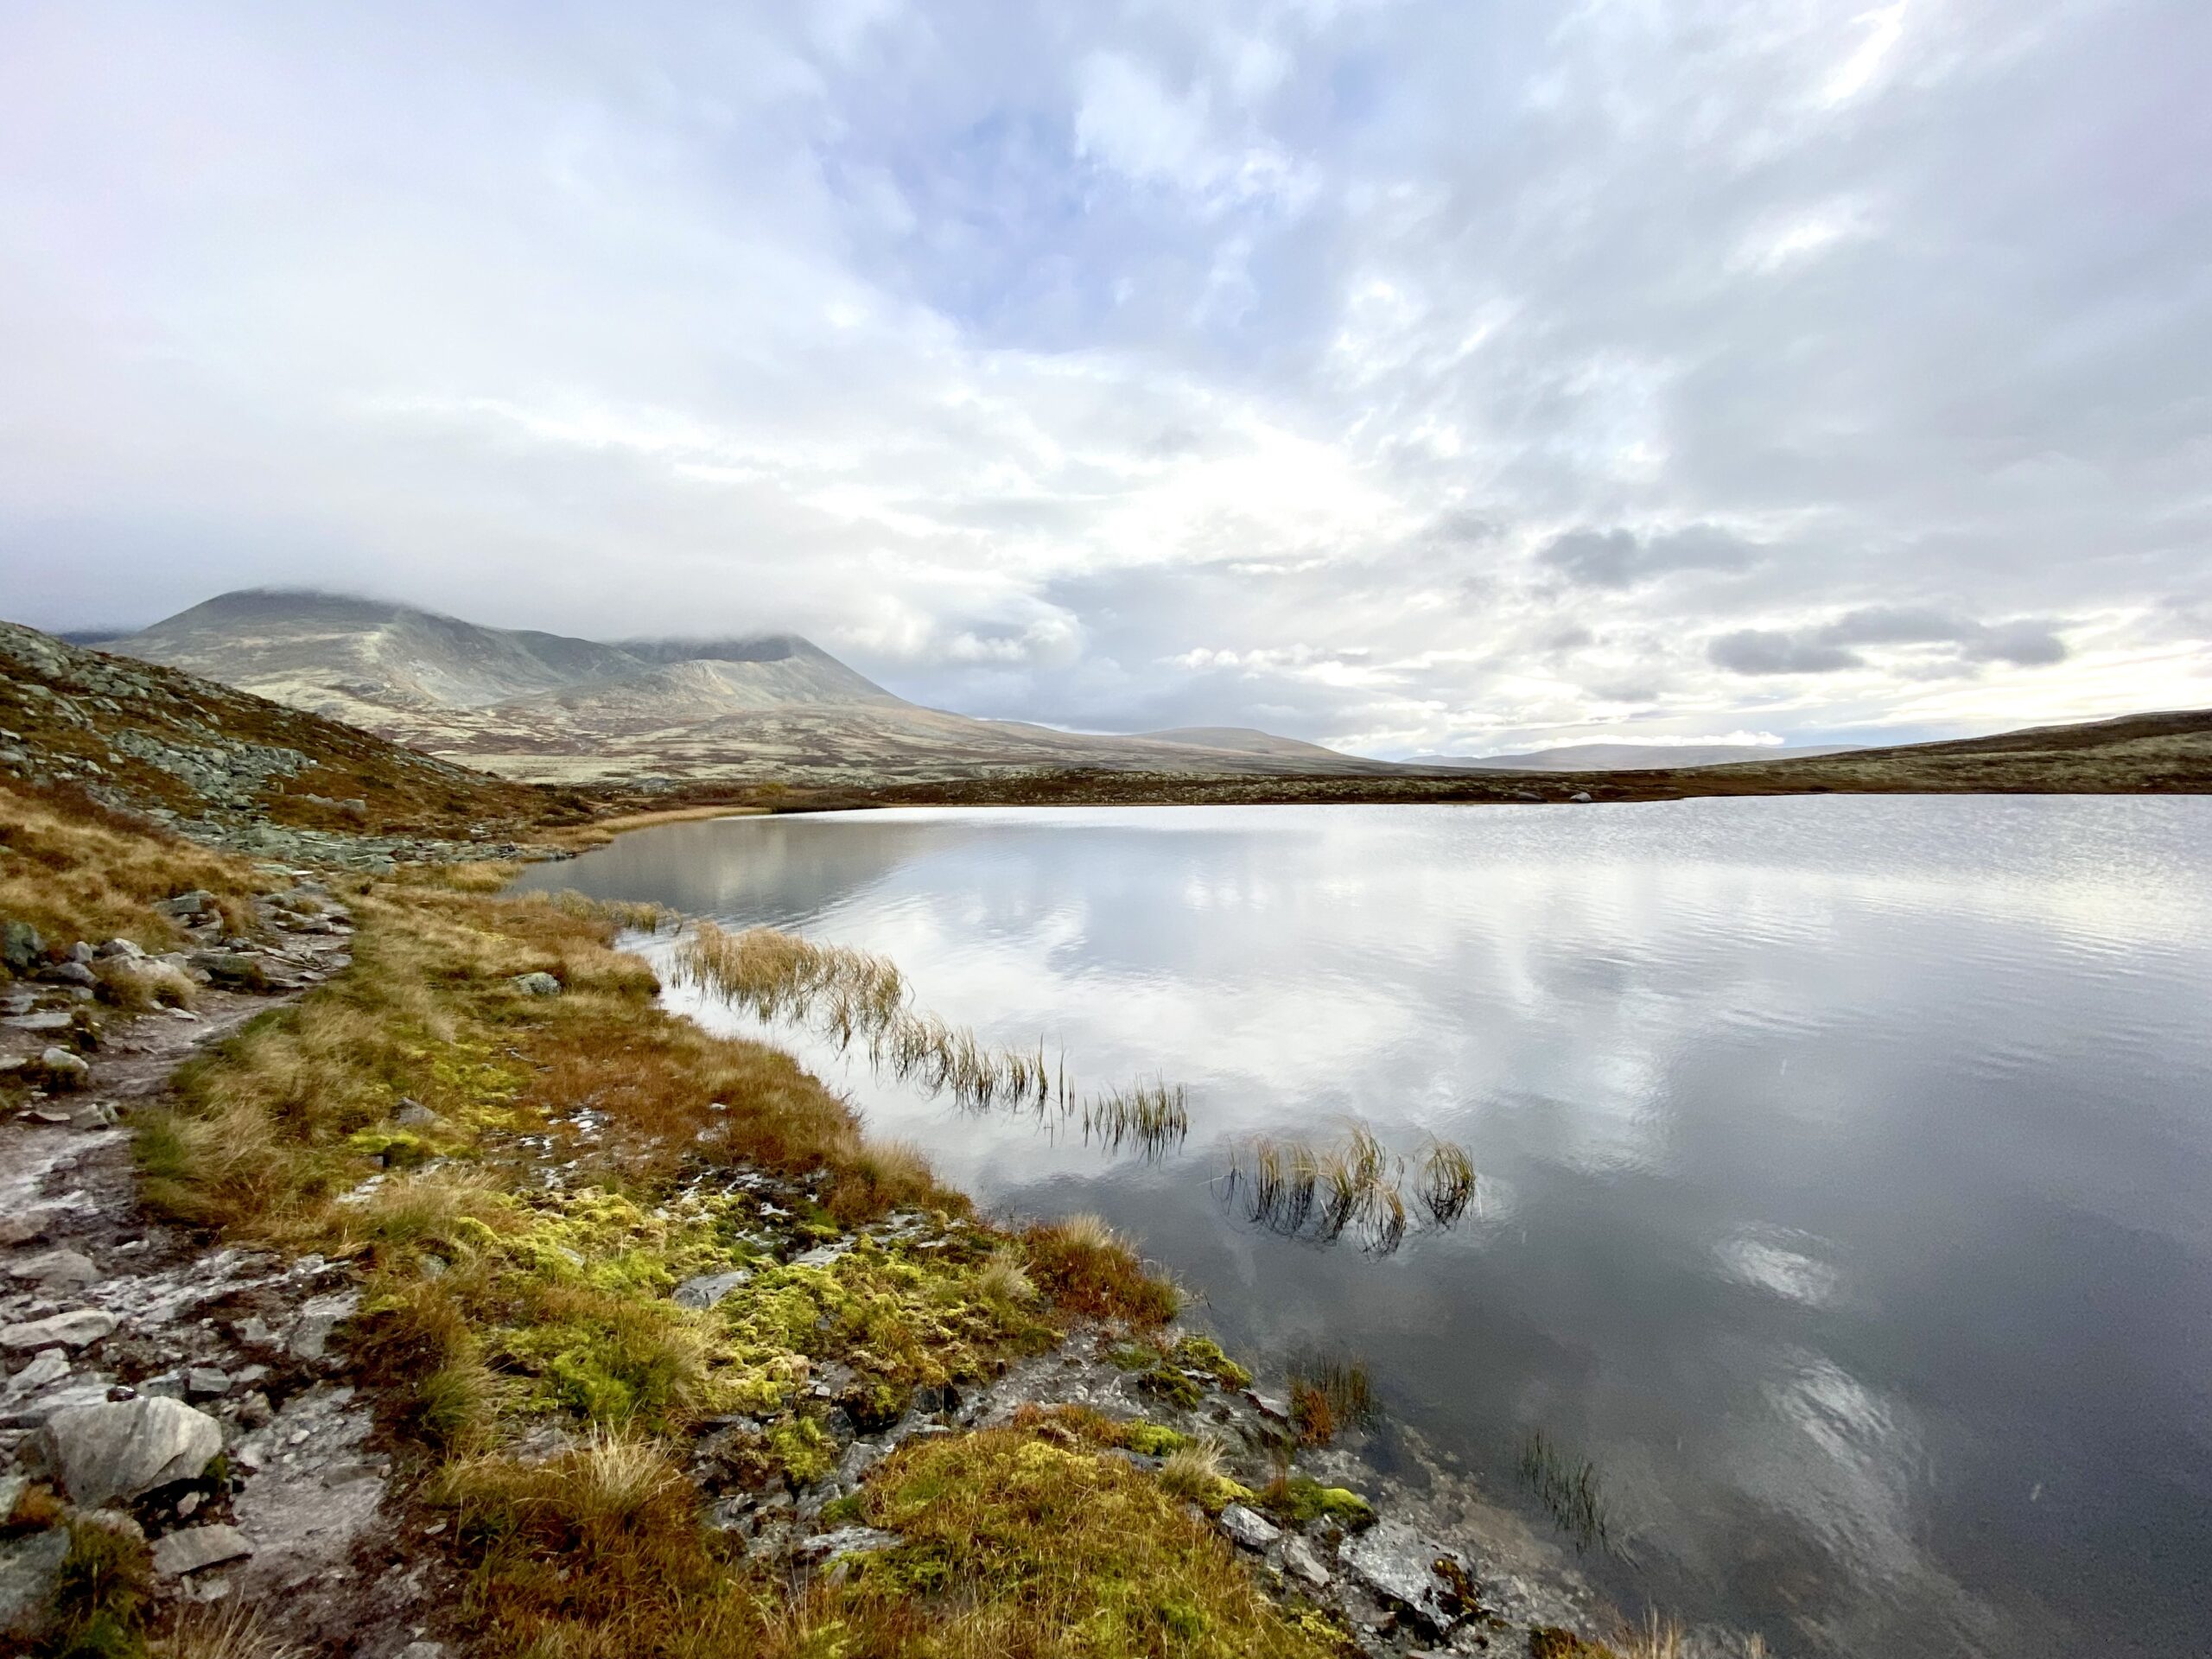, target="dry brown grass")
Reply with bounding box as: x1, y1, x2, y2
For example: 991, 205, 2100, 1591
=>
157, 1601, 305, 1659
0, 781, 259, 957
1021, 1215, 1180, 1326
